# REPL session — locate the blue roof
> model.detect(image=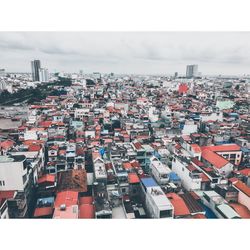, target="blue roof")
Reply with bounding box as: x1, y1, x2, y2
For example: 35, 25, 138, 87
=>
141, 177, 158, 188
169, 172, 181, 181
241, 147, 250, 153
